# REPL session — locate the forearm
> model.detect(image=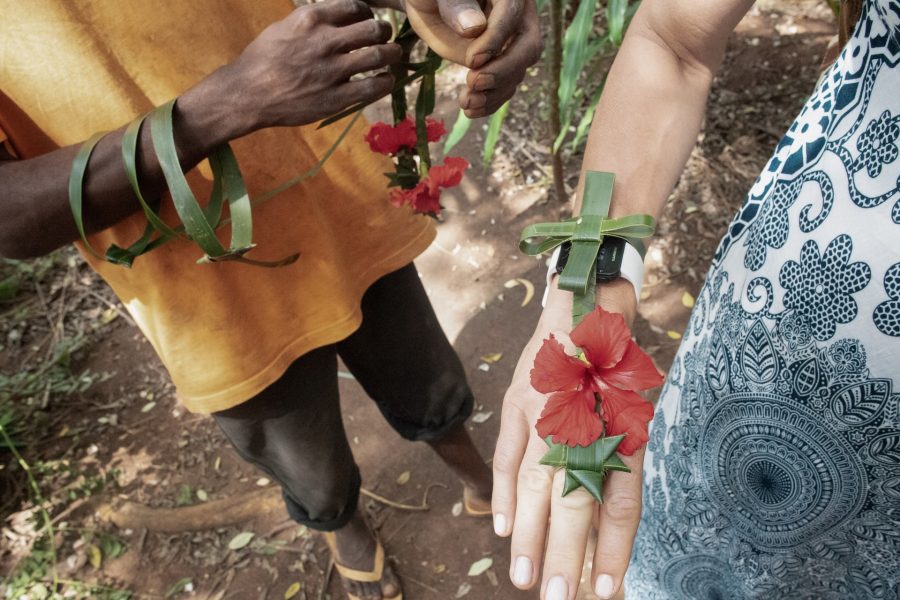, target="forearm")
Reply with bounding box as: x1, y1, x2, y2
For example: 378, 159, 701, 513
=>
576, 0, 754, 220
0, 65, 249, 259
